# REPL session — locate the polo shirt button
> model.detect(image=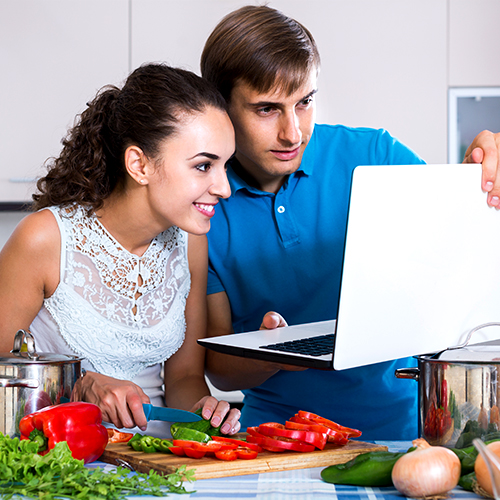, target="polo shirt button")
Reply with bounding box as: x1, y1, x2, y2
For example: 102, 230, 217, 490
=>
277, 205, 285, 213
